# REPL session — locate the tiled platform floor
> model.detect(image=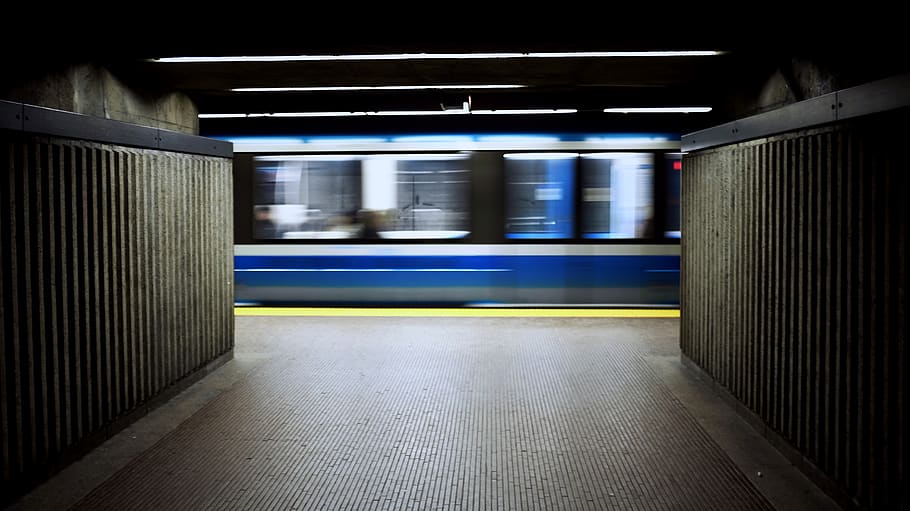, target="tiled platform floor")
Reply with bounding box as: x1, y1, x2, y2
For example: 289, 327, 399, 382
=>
9, 315, 839, 510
